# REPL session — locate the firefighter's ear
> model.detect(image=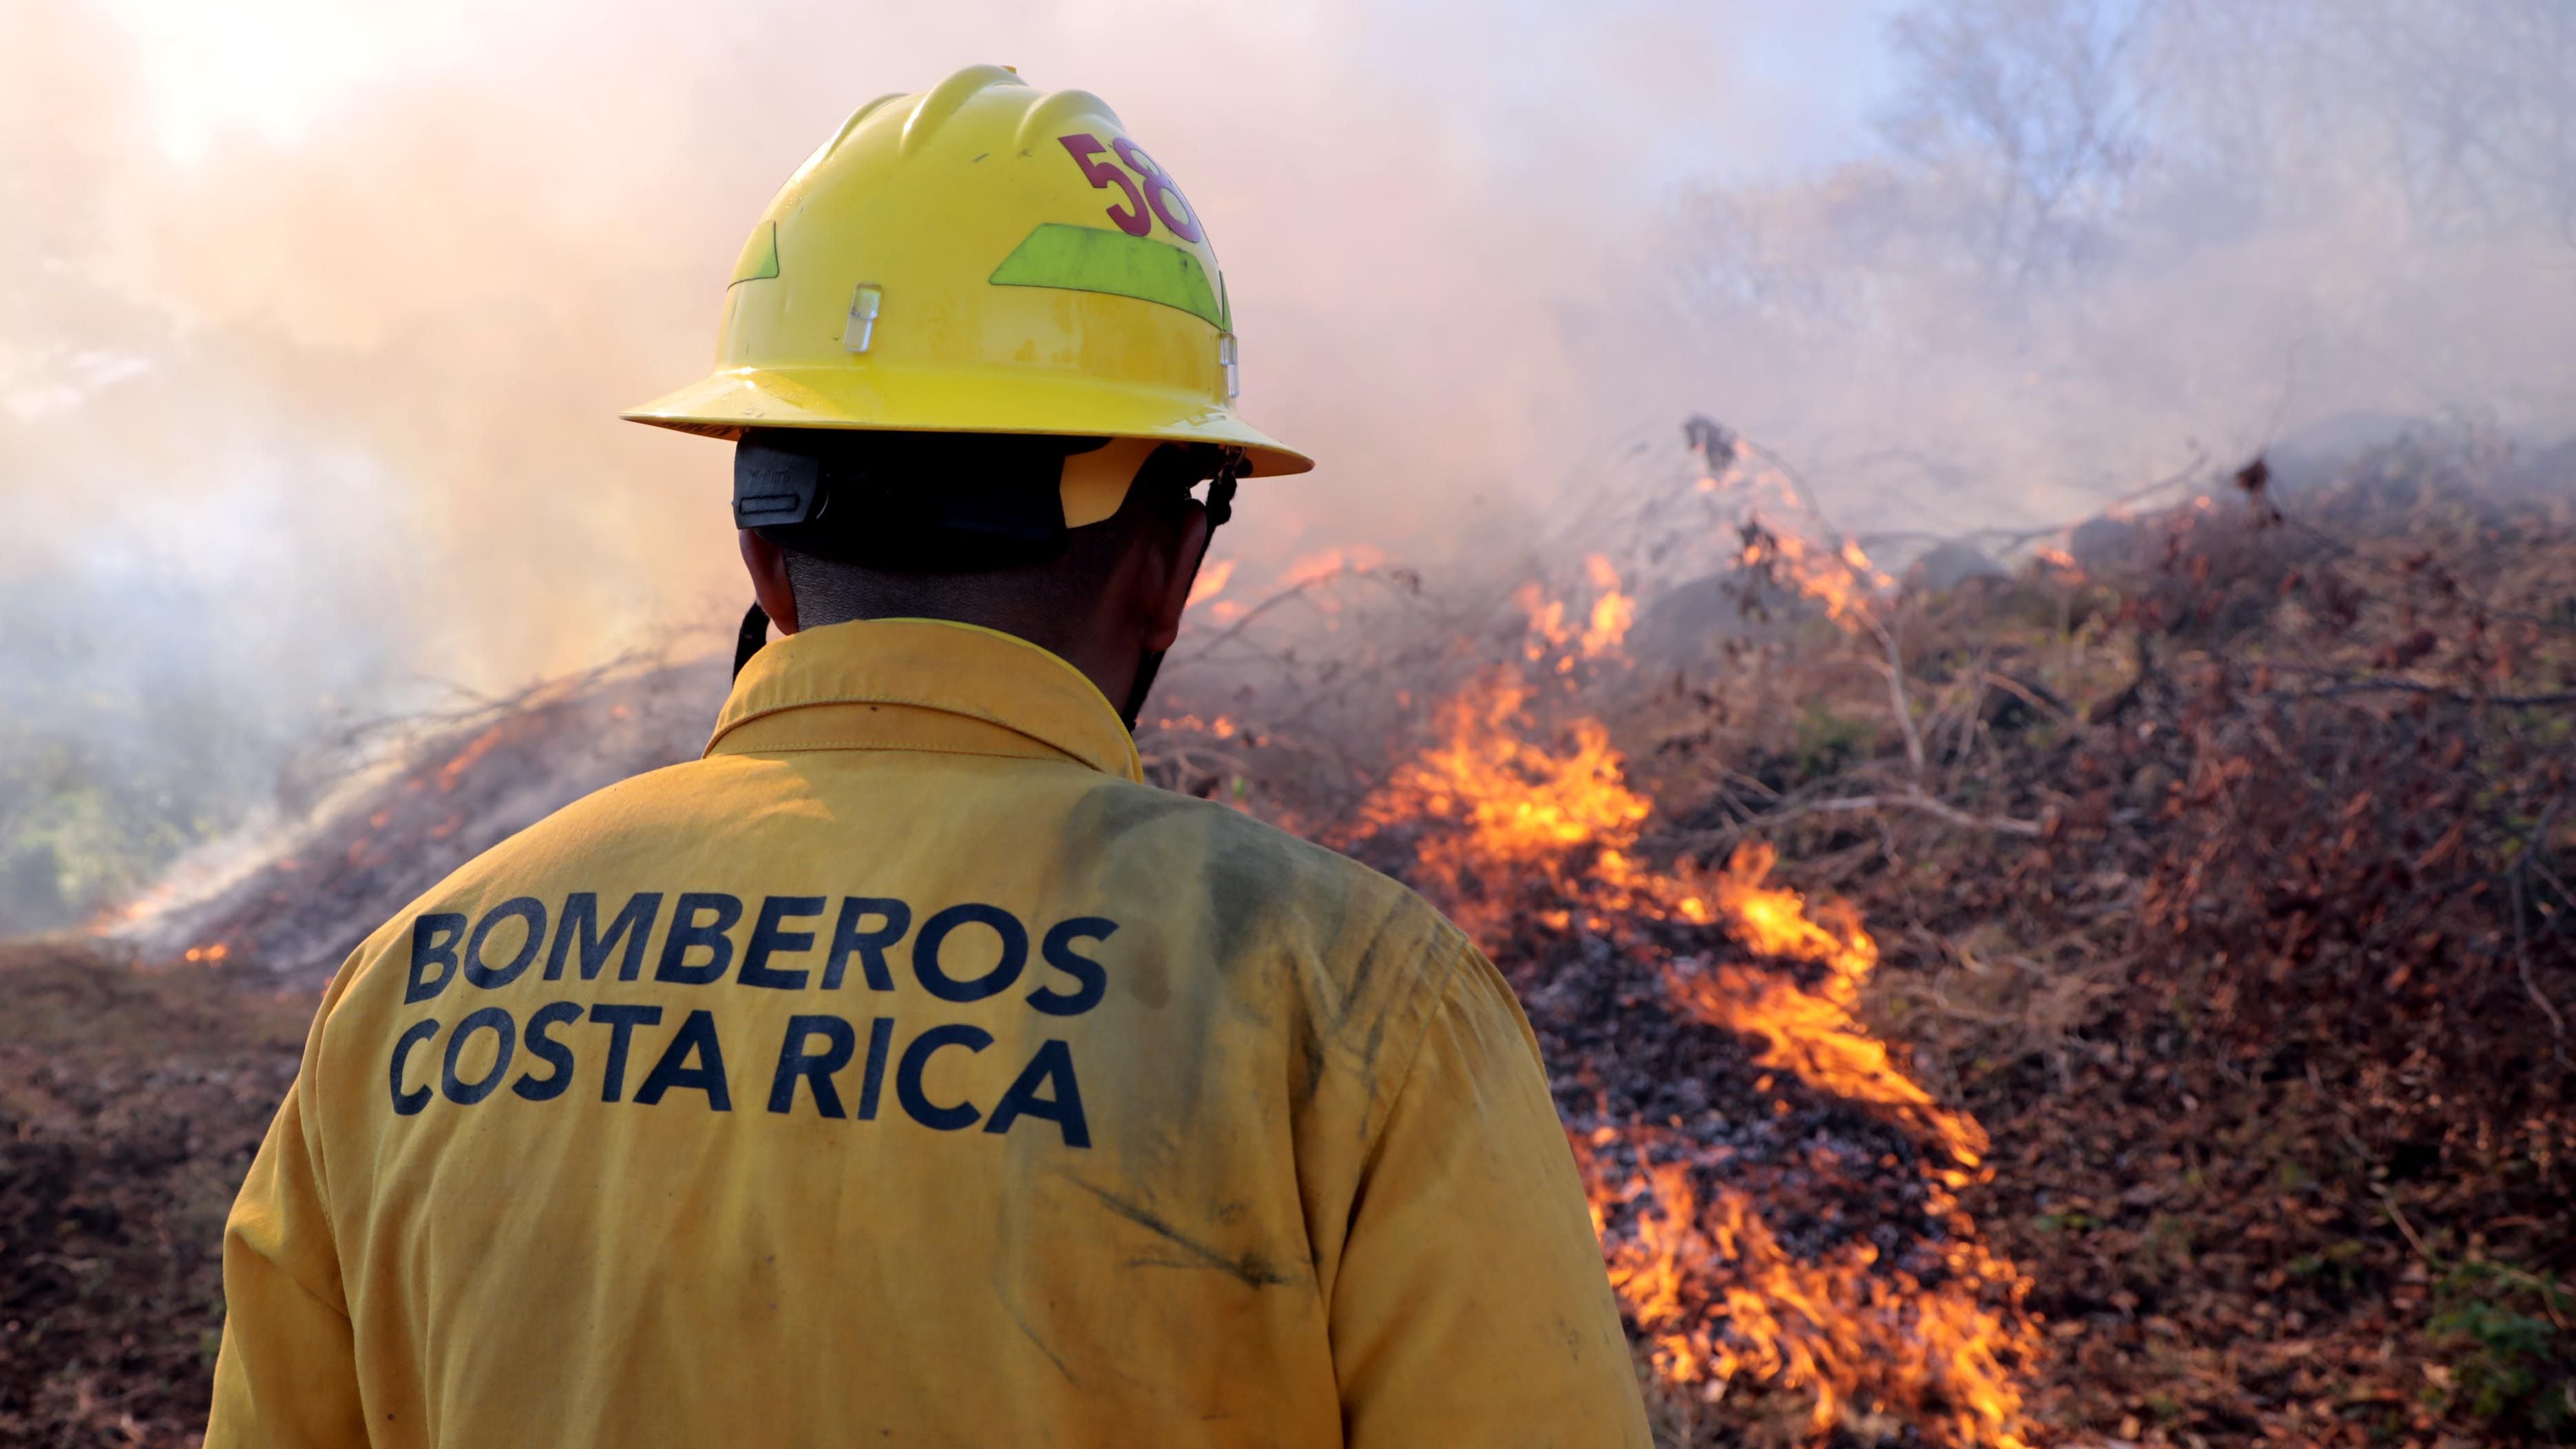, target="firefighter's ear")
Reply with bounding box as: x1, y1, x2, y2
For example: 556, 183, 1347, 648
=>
739, 529, 801, 636
1141, 498, 1211, 655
